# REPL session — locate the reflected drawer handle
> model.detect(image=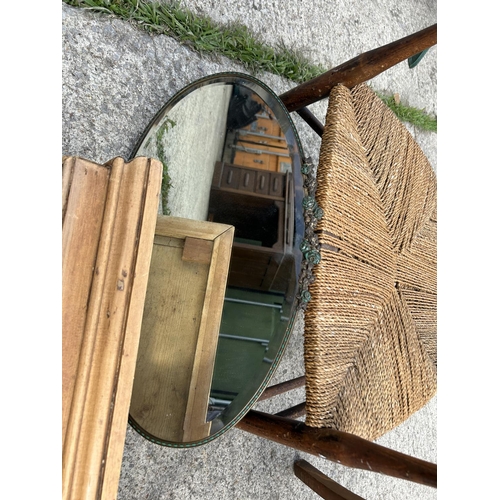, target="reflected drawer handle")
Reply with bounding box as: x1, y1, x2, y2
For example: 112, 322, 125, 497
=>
273, 178, 279, 191
227, 171, 233, 183
260, 176, 266, 189
244, 173, 250, 187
